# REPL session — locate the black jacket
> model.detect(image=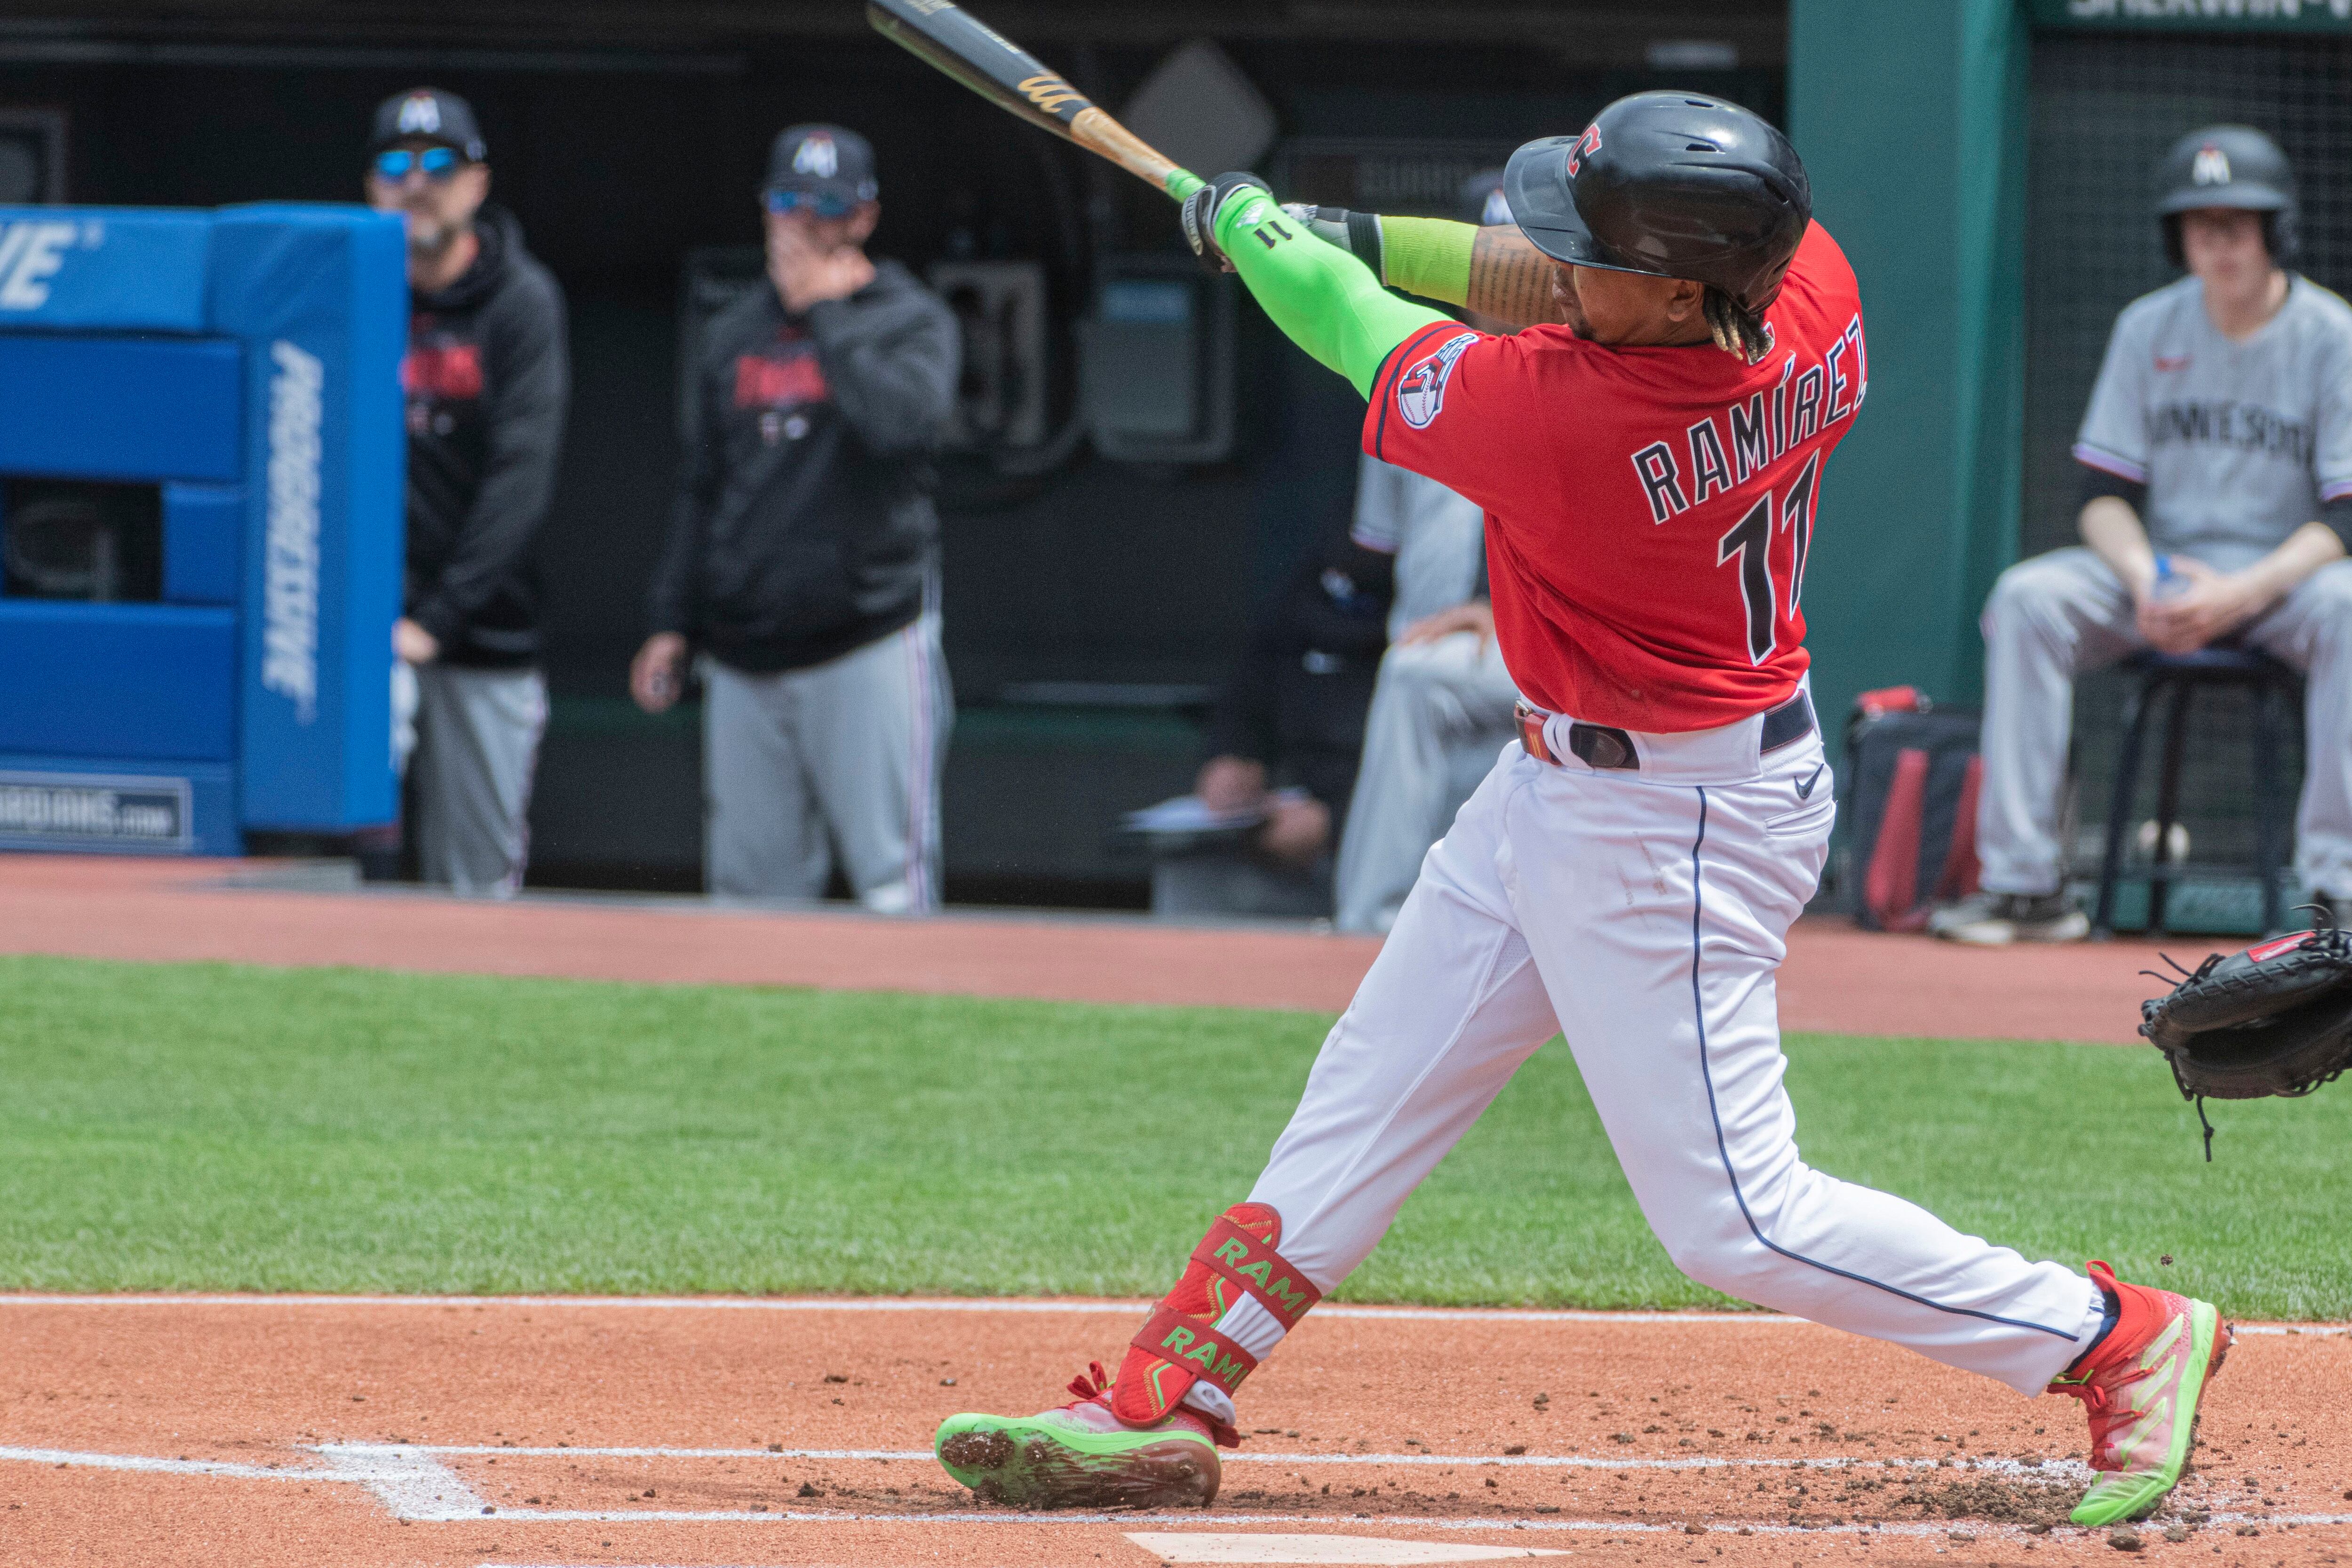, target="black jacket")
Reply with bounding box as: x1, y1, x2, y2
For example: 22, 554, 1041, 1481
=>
401, 204, 570, 668
1204, 538, 1395, 833
651, 259, 960, 673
